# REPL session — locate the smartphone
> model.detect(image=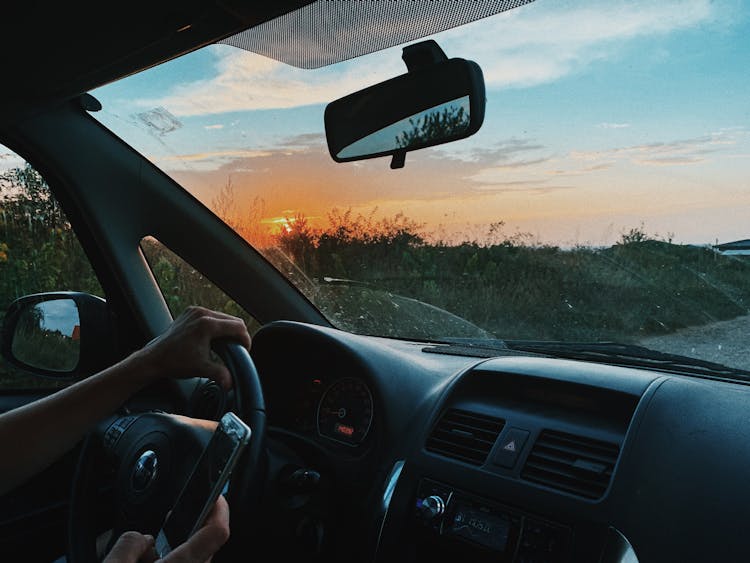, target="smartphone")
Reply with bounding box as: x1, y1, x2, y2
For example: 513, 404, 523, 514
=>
155, 411, 251, 557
